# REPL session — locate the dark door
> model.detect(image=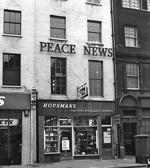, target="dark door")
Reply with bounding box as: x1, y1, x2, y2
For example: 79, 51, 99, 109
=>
60, 128, 72, 160
123, 123, 137, 155
0, 119, 22, 165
